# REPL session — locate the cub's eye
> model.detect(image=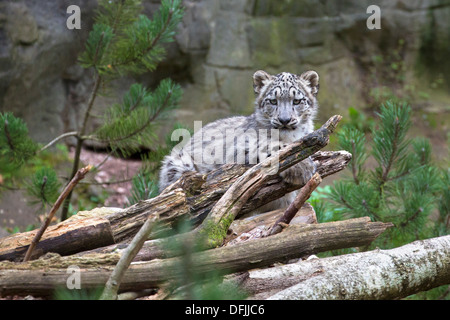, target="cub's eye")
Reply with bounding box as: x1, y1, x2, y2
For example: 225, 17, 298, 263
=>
293, 98, 306, 105
268, 99, 278, 105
